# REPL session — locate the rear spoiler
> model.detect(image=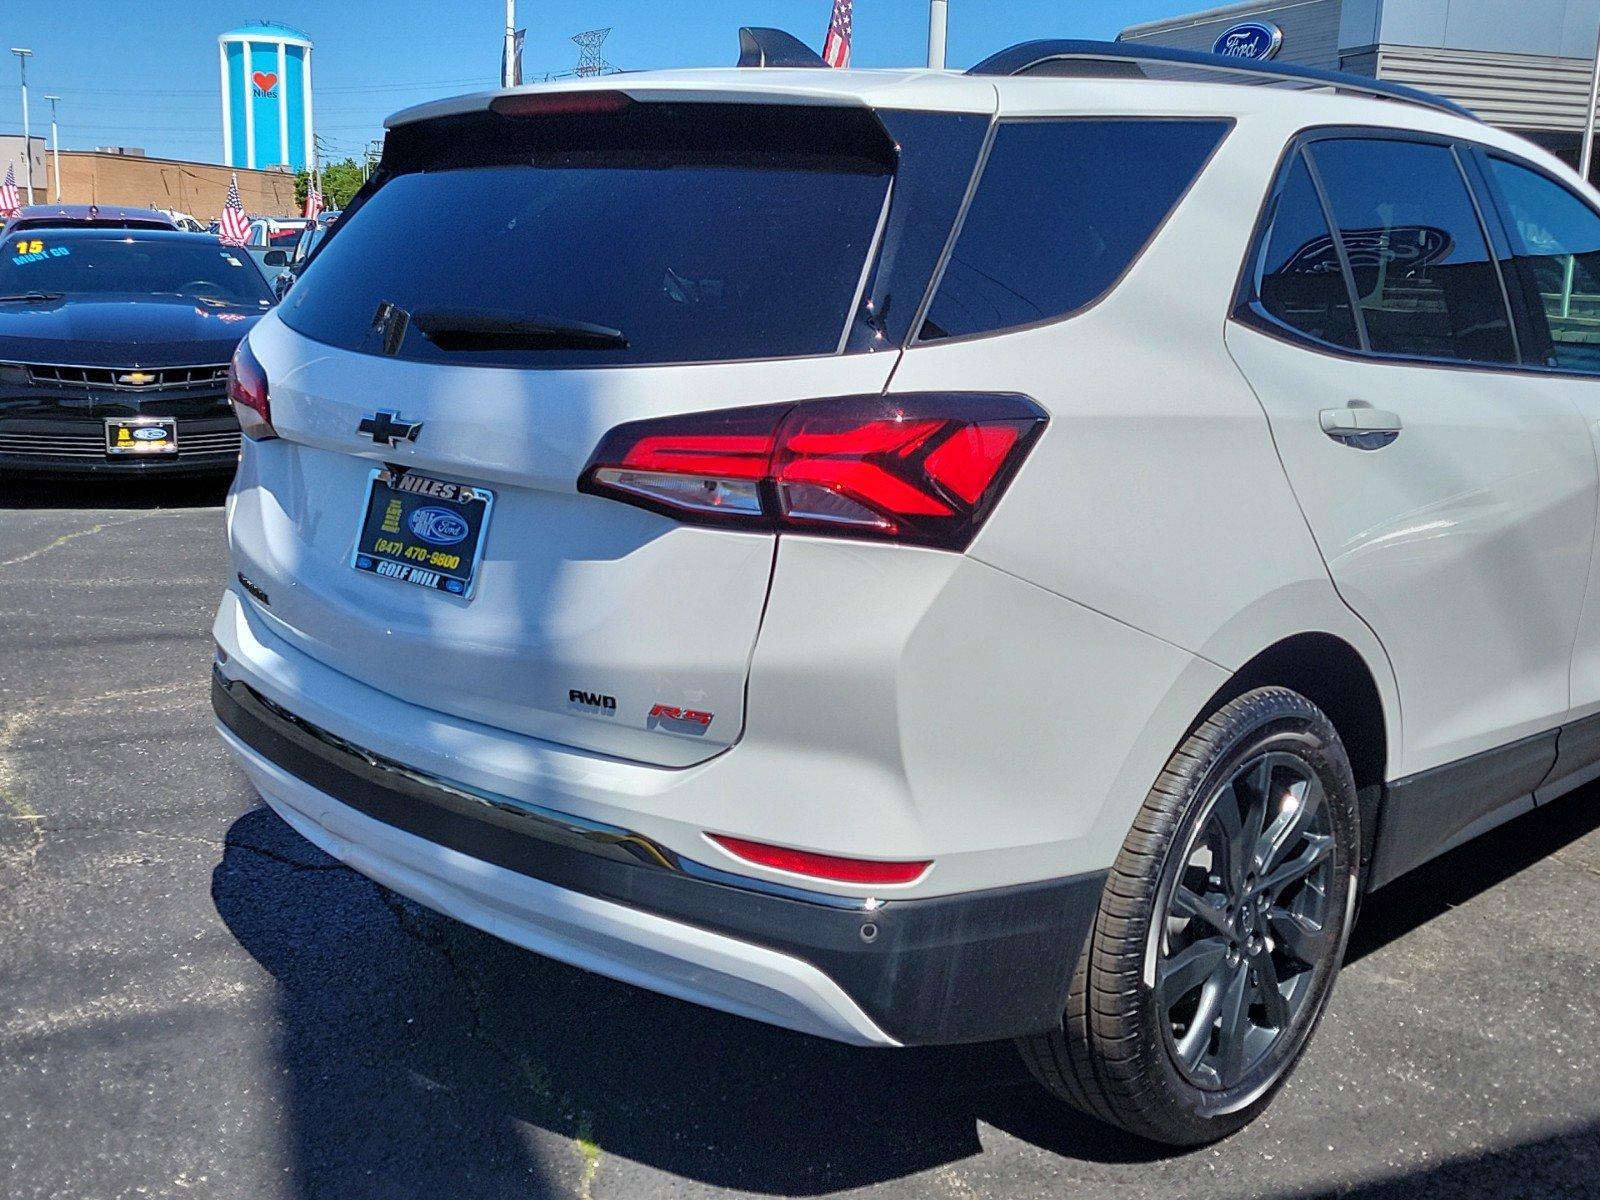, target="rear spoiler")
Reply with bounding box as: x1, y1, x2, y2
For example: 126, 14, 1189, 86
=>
736, 27, 828, 68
